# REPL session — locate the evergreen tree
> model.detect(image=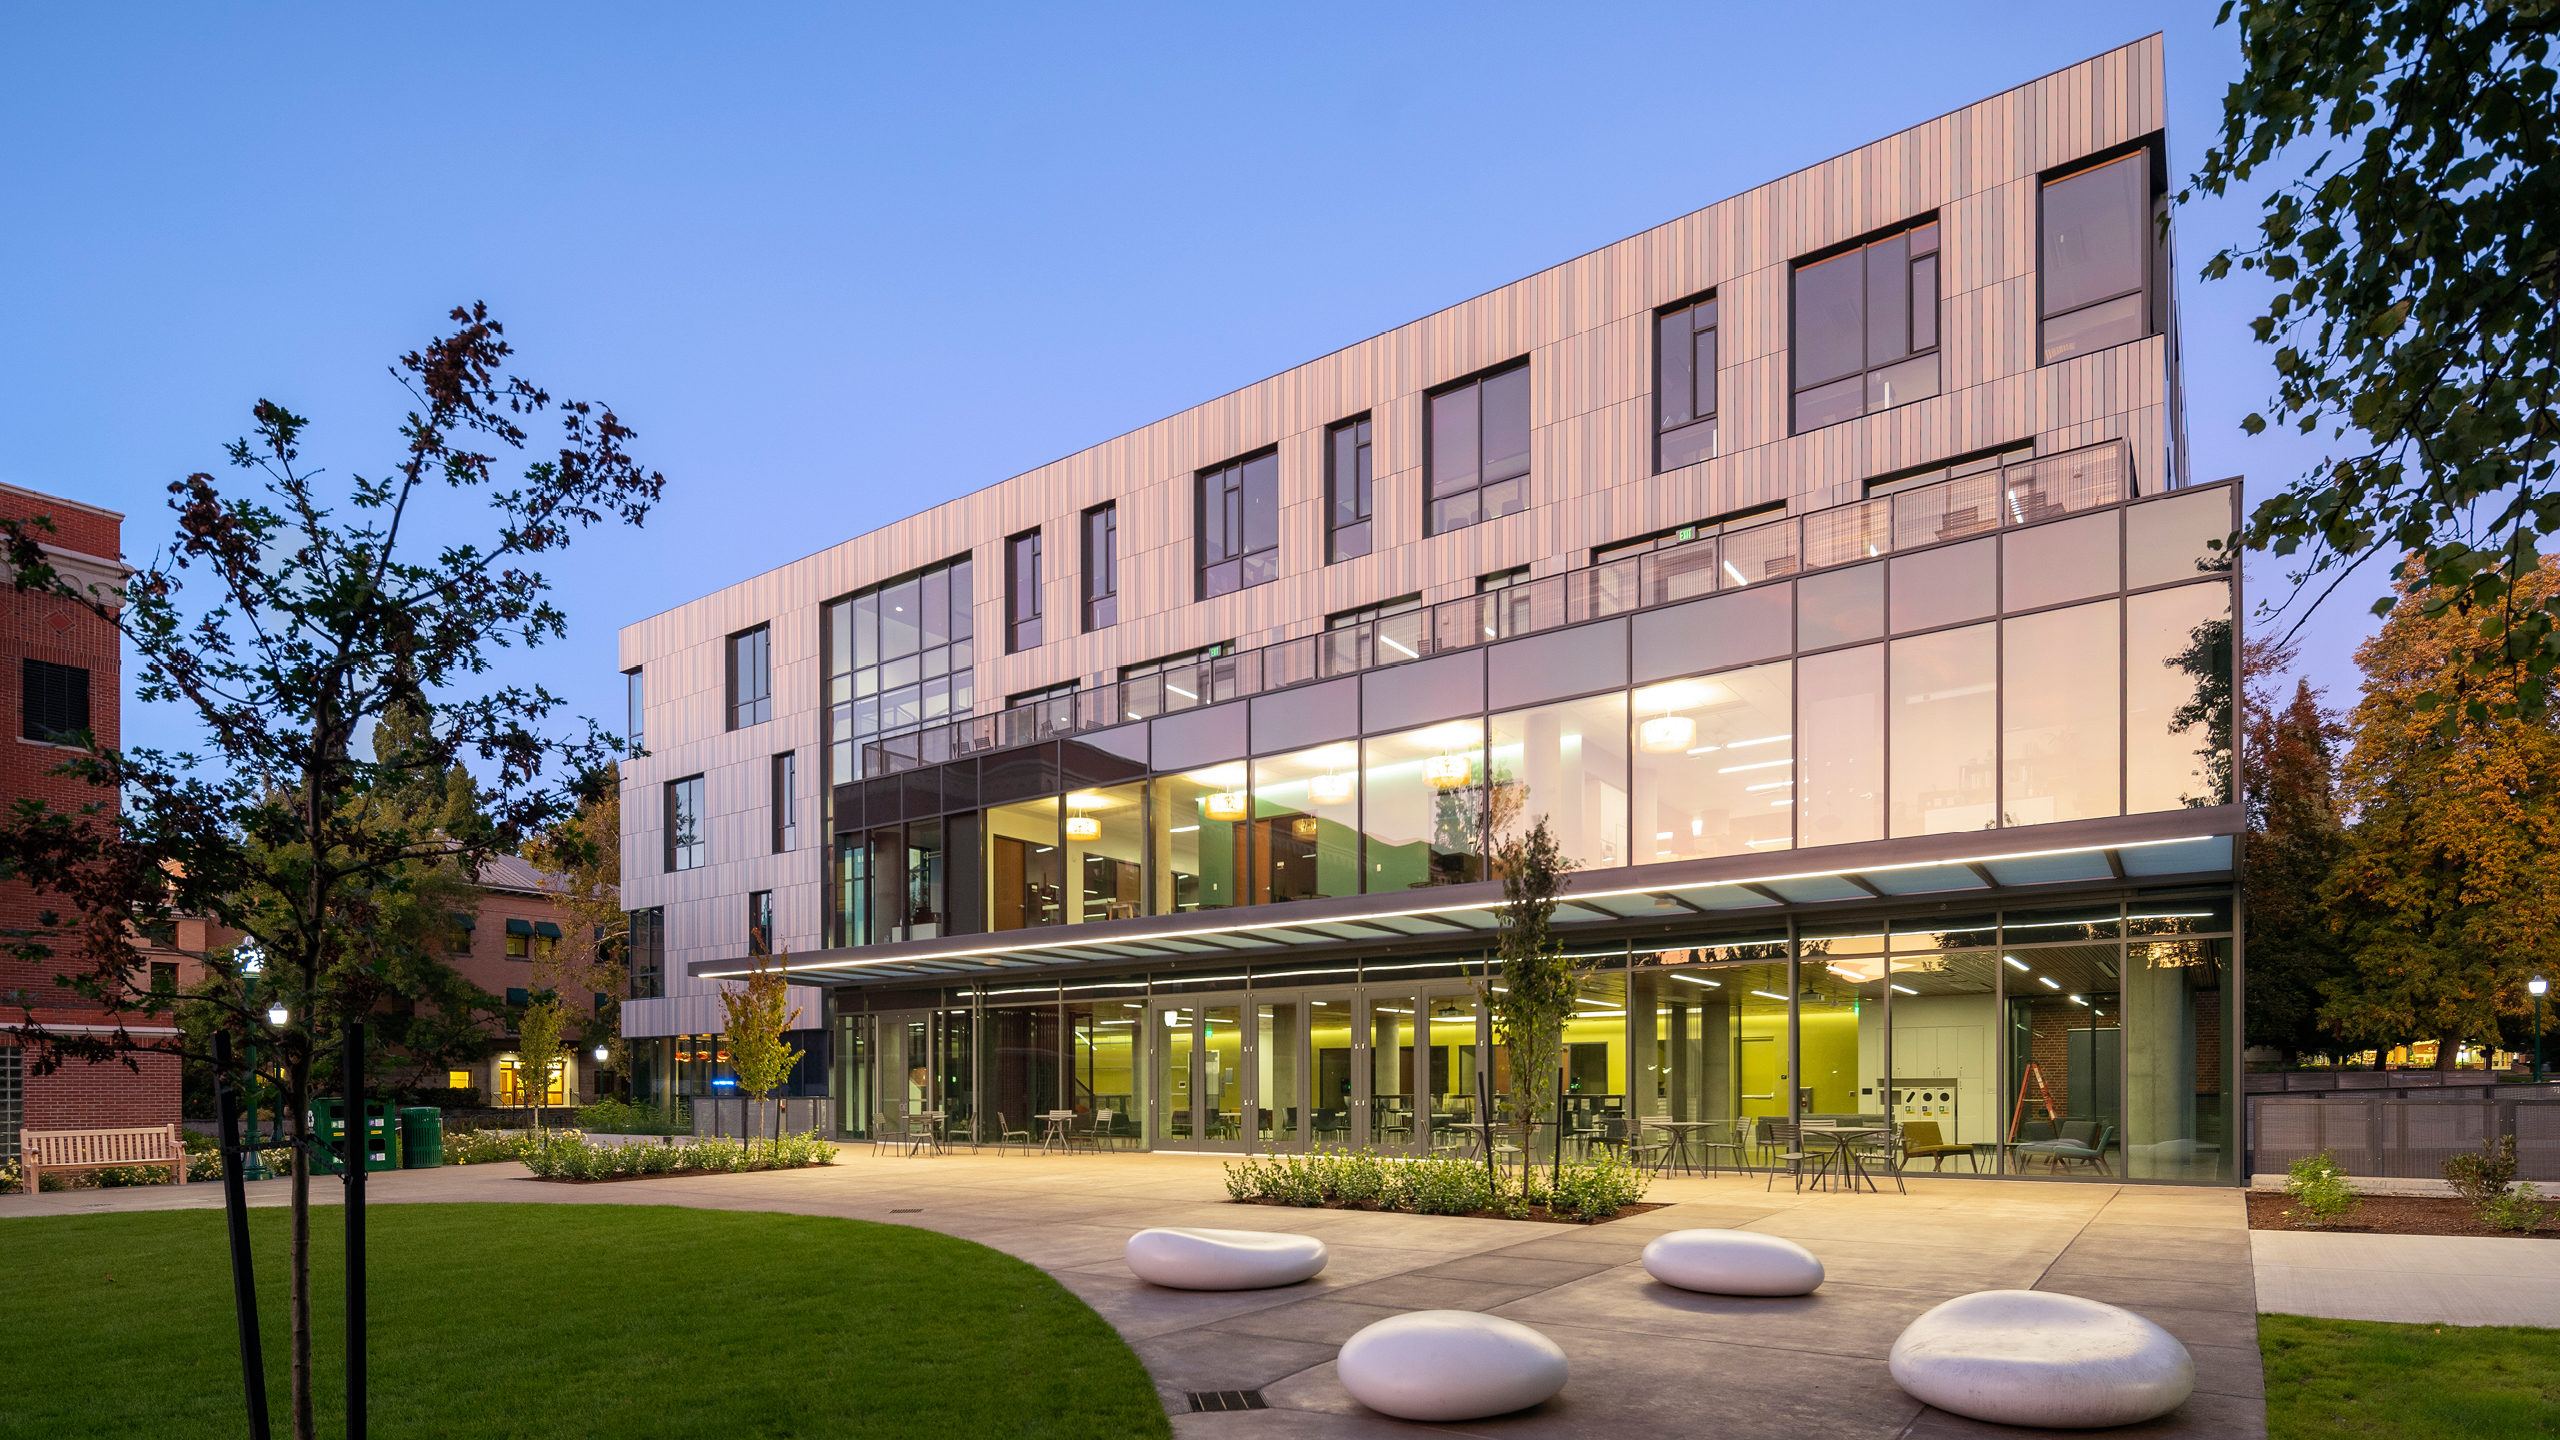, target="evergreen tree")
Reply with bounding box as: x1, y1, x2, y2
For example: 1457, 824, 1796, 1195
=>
2243, 656, 2350, 1063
